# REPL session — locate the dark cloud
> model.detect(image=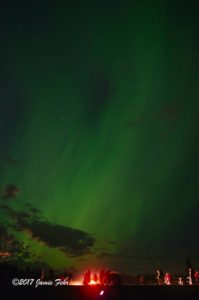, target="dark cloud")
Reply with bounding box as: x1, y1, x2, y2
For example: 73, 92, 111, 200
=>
17, 219, 95, 257
0, 202, 40, 223
1, 184, 21, 199
0, 201, 96, 257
